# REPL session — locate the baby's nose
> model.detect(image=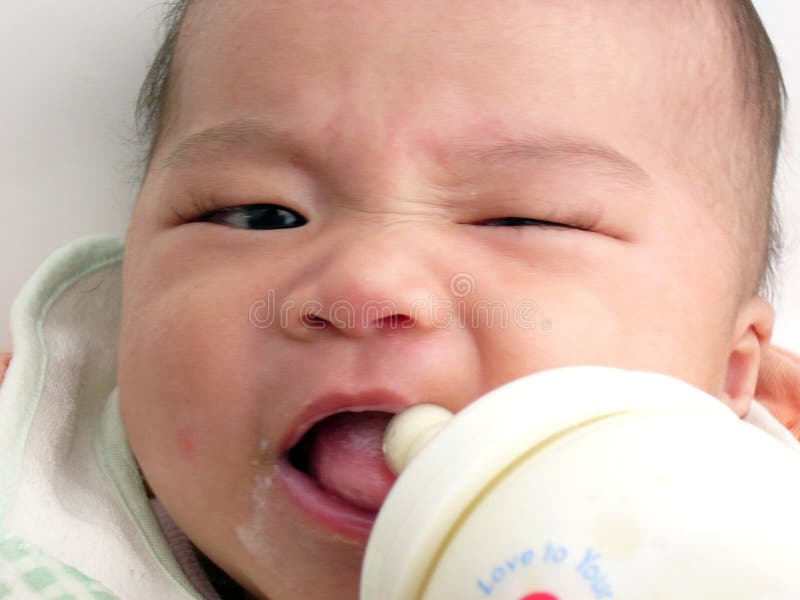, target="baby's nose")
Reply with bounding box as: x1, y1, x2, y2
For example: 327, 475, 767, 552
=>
281, 233, 449, 339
